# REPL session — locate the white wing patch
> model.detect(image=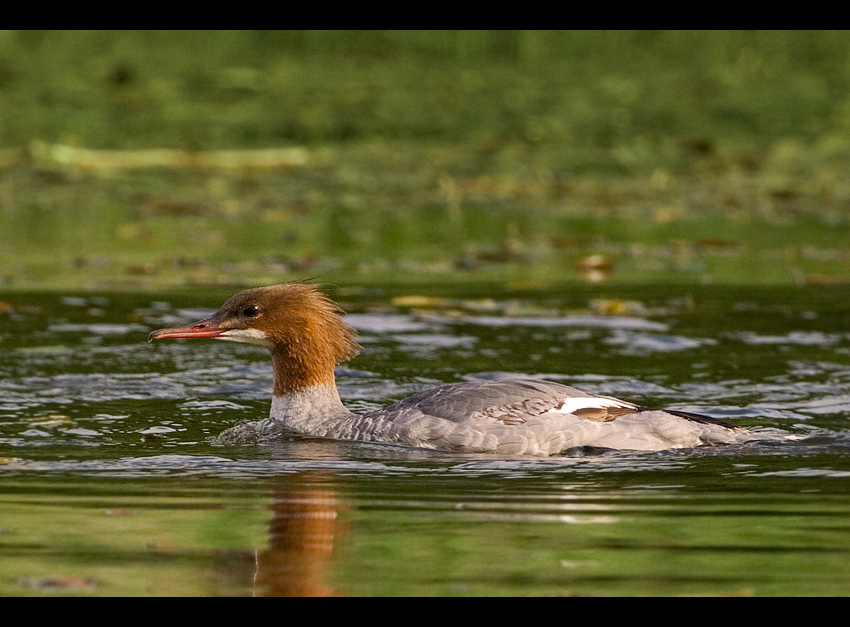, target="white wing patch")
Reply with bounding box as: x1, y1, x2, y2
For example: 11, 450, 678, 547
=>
554, 396, 638, 415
